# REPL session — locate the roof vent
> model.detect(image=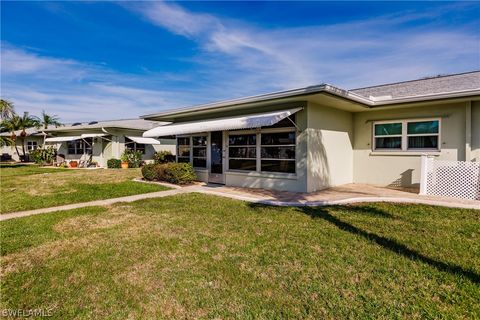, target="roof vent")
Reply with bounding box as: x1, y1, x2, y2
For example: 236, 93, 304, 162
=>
72, 122, 82, 126
369, 95, 392, 101
88, 121, 98, 125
